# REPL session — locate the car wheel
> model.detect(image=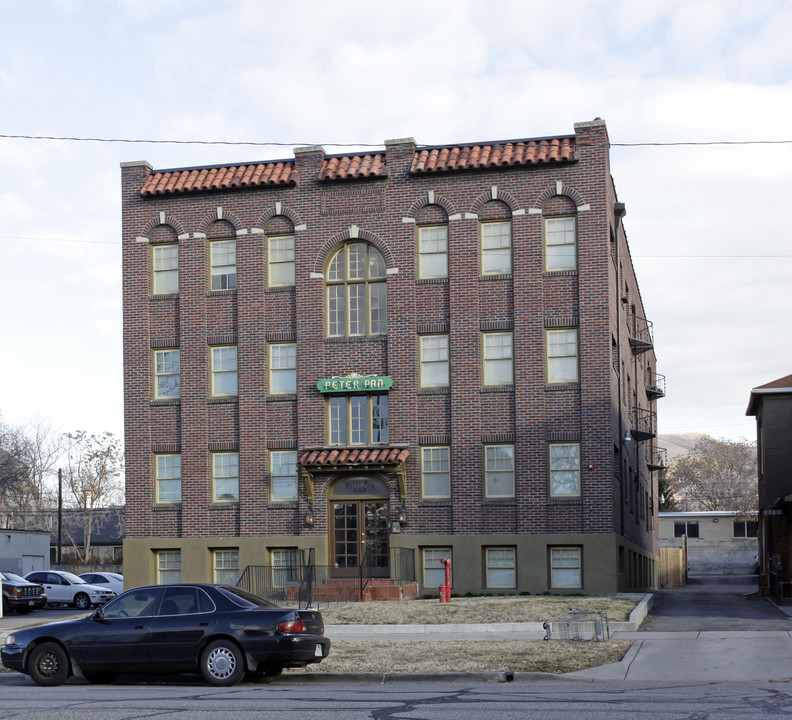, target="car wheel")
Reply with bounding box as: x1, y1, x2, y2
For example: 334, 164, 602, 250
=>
82, 671, 119, 684
200, 640, 245, 686
2, 597, 10, 615
28, 642, 70, 686
73, 592, 91, 610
